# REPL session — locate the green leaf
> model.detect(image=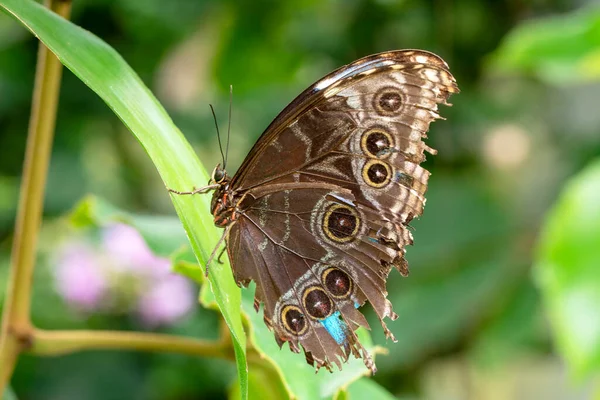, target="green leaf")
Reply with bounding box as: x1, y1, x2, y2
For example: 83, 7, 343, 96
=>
487, 7, 600, 84
345, 378, 396, 400
229, 363, 290, 400
0, 0, 247, 396
333, 389, 349, 400
534, 158, 600, 381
